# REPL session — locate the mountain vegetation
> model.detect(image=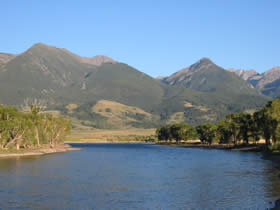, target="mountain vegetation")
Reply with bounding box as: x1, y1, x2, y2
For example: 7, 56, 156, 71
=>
0, 43, 272, 129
